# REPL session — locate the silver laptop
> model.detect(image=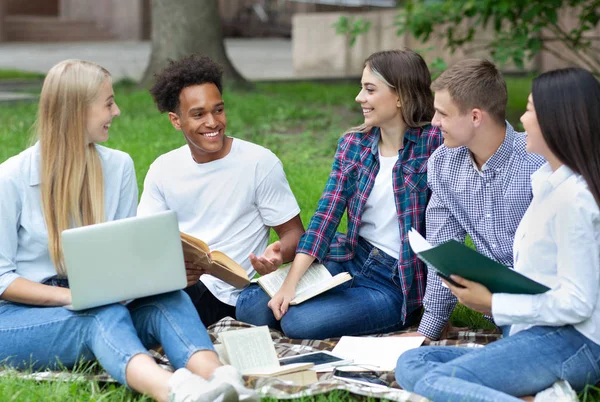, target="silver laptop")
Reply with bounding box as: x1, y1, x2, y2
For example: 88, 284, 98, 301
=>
61, 210, 186, 310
